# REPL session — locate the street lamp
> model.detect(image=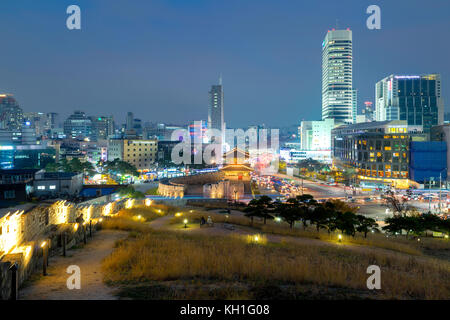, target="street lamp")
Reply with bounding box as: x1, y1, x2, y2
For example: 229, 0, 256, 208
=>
338, 234, 342, 243
183, 219, 188, 228
41, 241, 48, 276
